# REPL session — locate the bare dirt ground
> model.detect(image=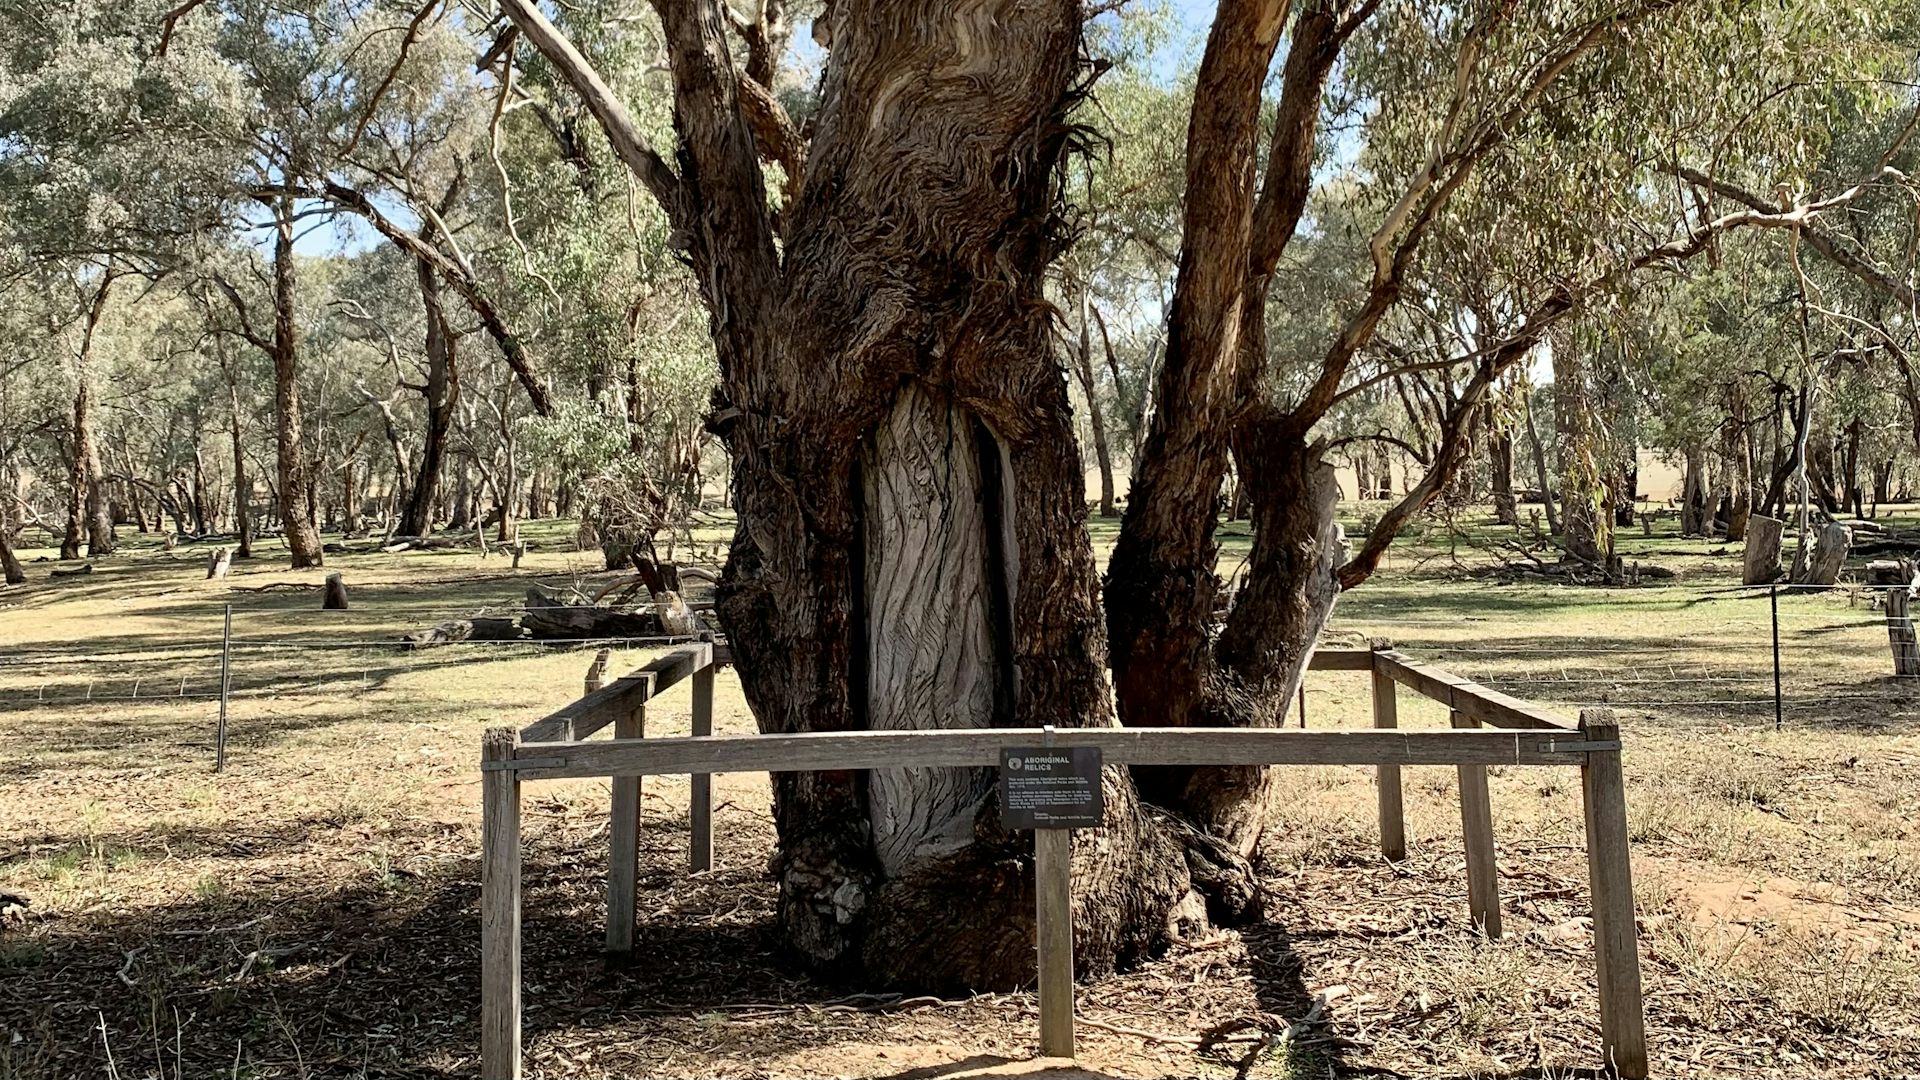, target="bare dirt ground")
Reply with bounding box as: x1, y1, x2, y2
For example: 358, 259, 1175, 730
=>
4, 512, 1919, 1078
